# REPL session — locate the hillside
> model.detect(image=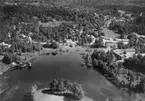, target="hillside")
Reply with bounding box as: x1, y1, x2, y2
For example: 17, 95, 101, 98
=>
3, 0, 145, 13
0, 0, 144, 40
4, 0, 145, 7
